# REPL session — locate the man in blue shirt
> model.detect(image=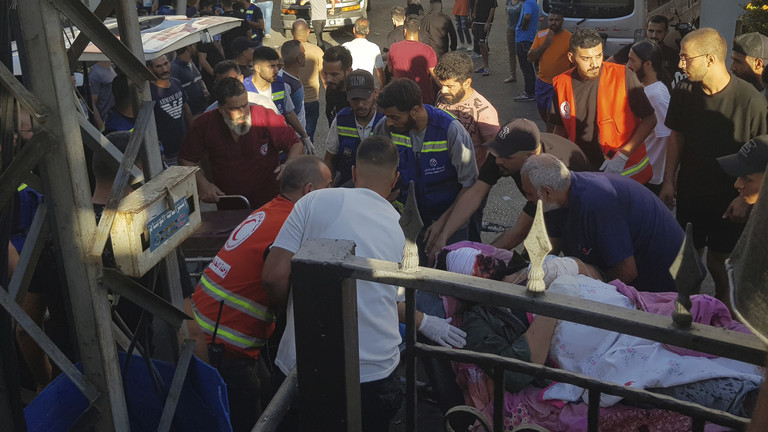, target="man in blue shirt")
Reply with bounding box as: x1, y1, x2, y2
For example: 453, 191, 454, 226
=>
520, 153, 684, 292
513, 0, 539, 101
